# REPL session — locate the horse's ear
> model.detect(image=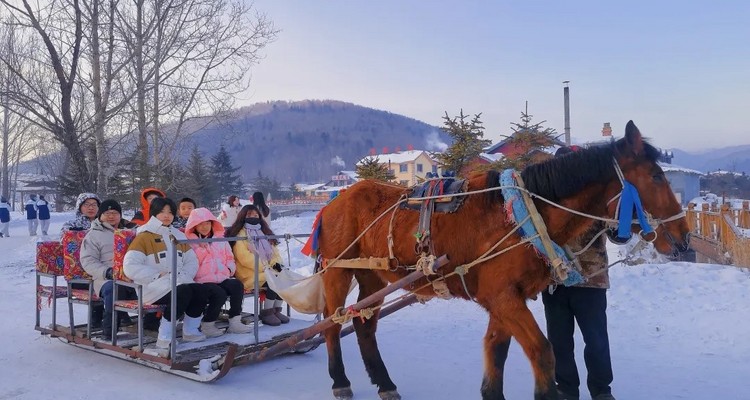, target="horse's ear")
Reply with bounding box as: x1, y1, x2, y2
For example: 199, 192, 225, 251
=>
624, 120, 644, 156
